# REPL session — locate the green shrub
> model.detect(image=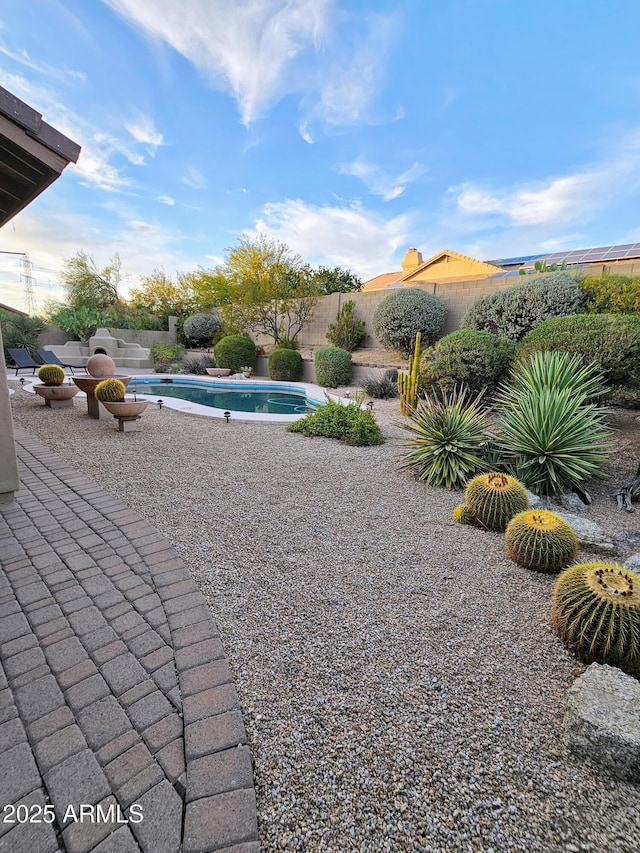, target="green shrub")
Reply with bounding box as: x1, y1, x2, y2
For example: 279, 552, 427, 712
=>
326, 300, 366, 351
605, 386, 640, 409
420, 329, 516, 392
495, 352, 612, 496
461, 272, 586, 341
399, 387, 490, 490
151, 343, 185, 362
213, 335, 257, 372
314, 347, 352, 387
372, 288, 447, 354
268, 348, 303, 381
361, 370, 398, 399
288, 397, 383, 446
182, 312, 222, 347
1, 313, 45, 357
580, 272, 640, 314
517, 313, 640, 386
180, 354, 217, 375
